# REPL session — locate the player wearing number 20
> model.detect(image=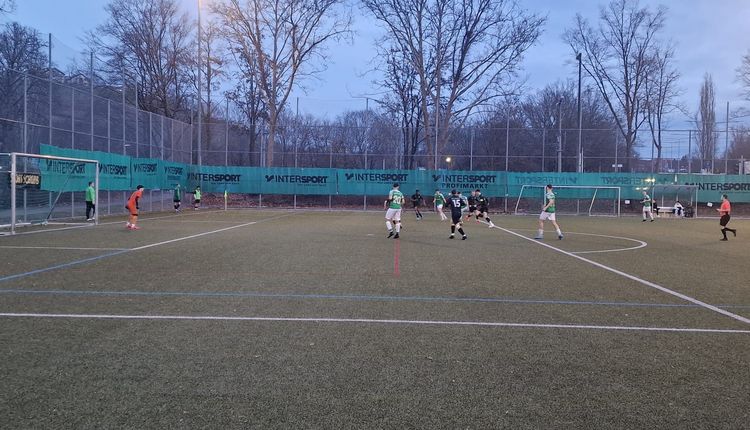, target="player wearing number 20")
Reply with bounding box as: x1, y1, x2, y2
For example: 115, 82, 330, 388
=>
385, 183, 404, 239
